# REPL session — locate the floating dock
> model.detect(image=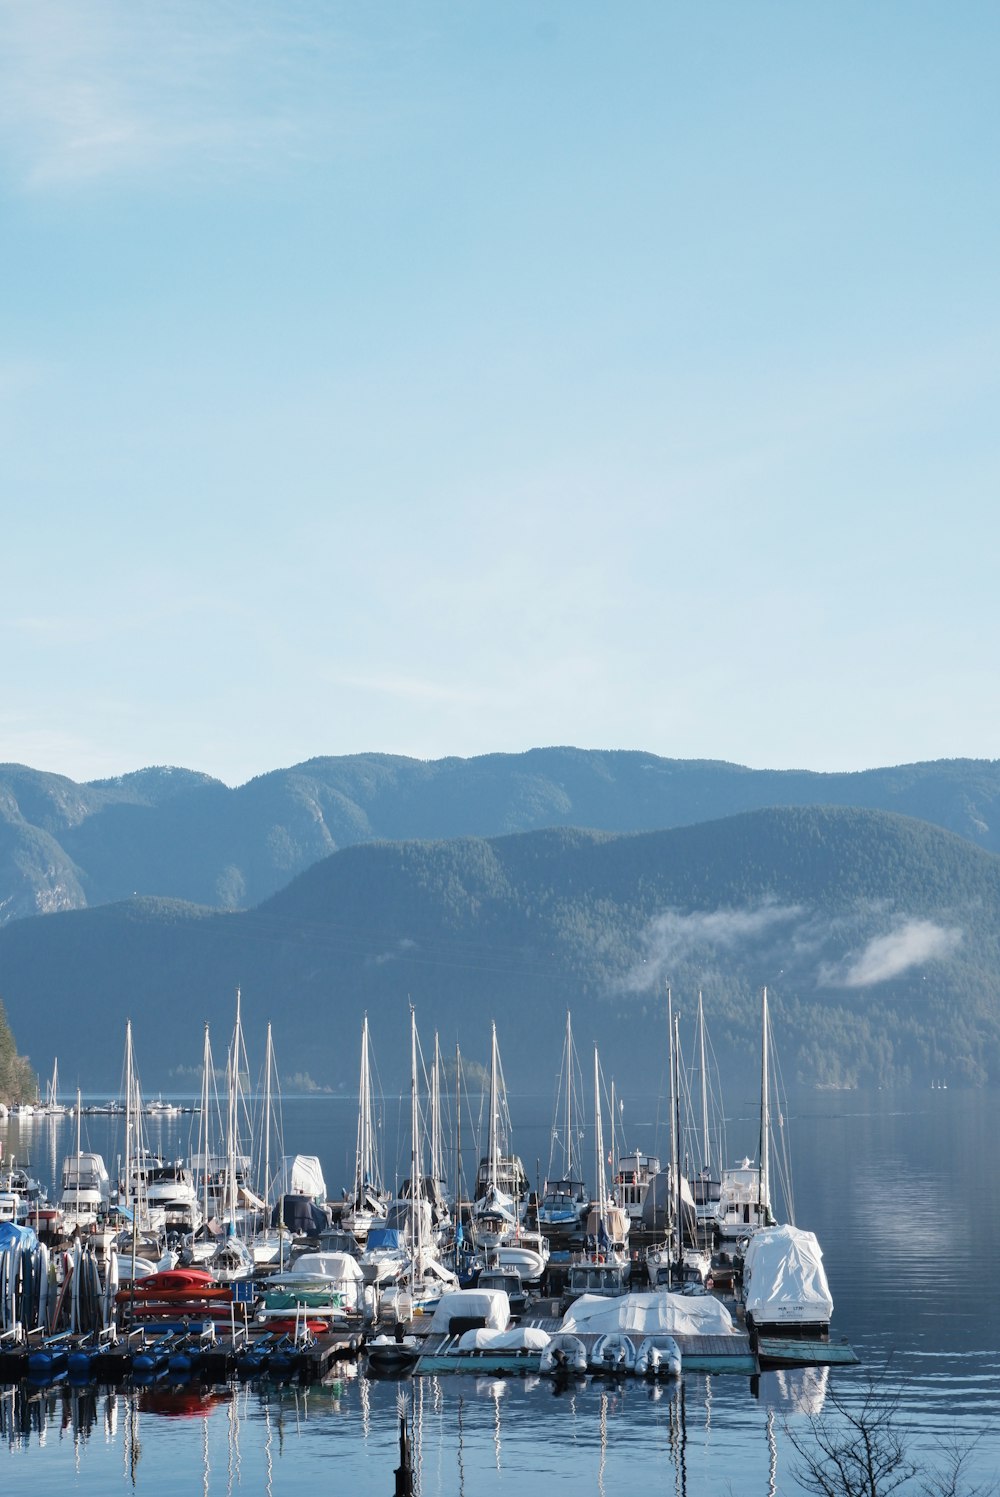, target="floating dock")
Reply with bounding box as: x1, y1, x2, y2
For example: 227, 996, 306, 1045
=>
0, 1328, 360, 1387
